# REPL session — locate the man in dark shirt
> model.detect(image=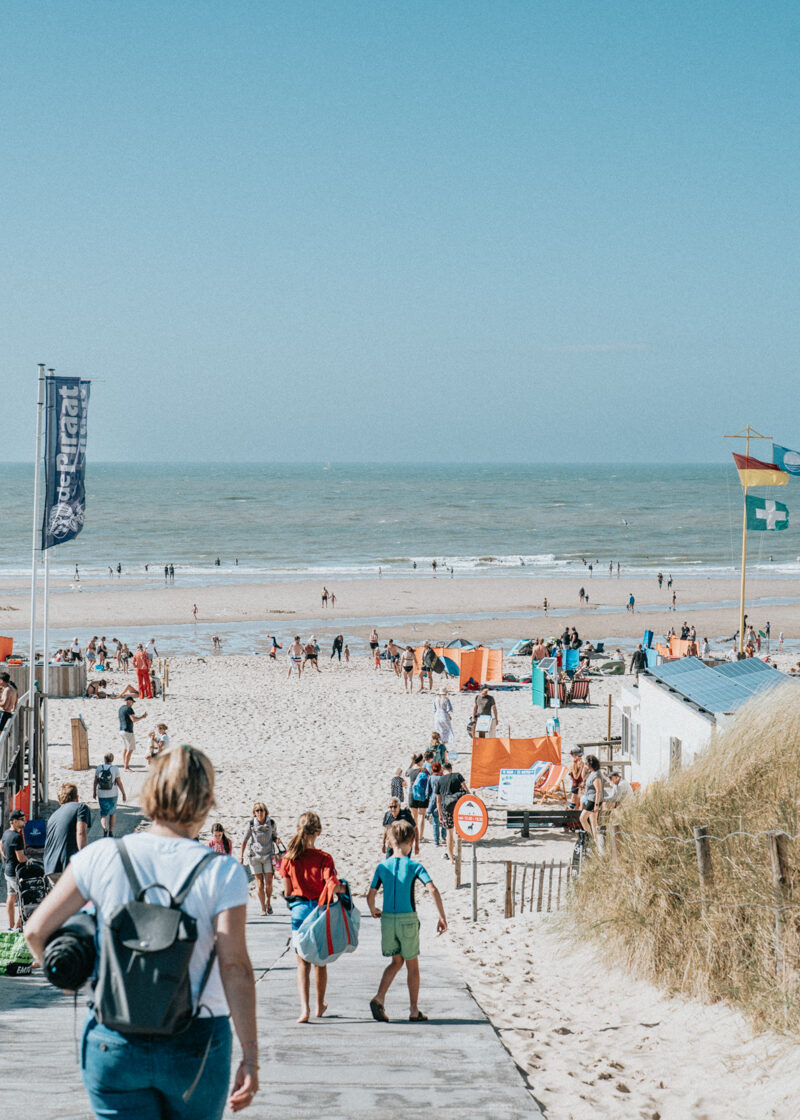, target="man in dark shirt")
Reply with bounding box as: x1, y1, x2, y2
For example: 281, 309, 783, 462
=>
382, 799, 418, 856
44, 782, 91, 886
118, 695, 148, 771
1, 809, 27, 930
630, 644, 648, 679
436, 763, 470, 863
472, 688, 497, 738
